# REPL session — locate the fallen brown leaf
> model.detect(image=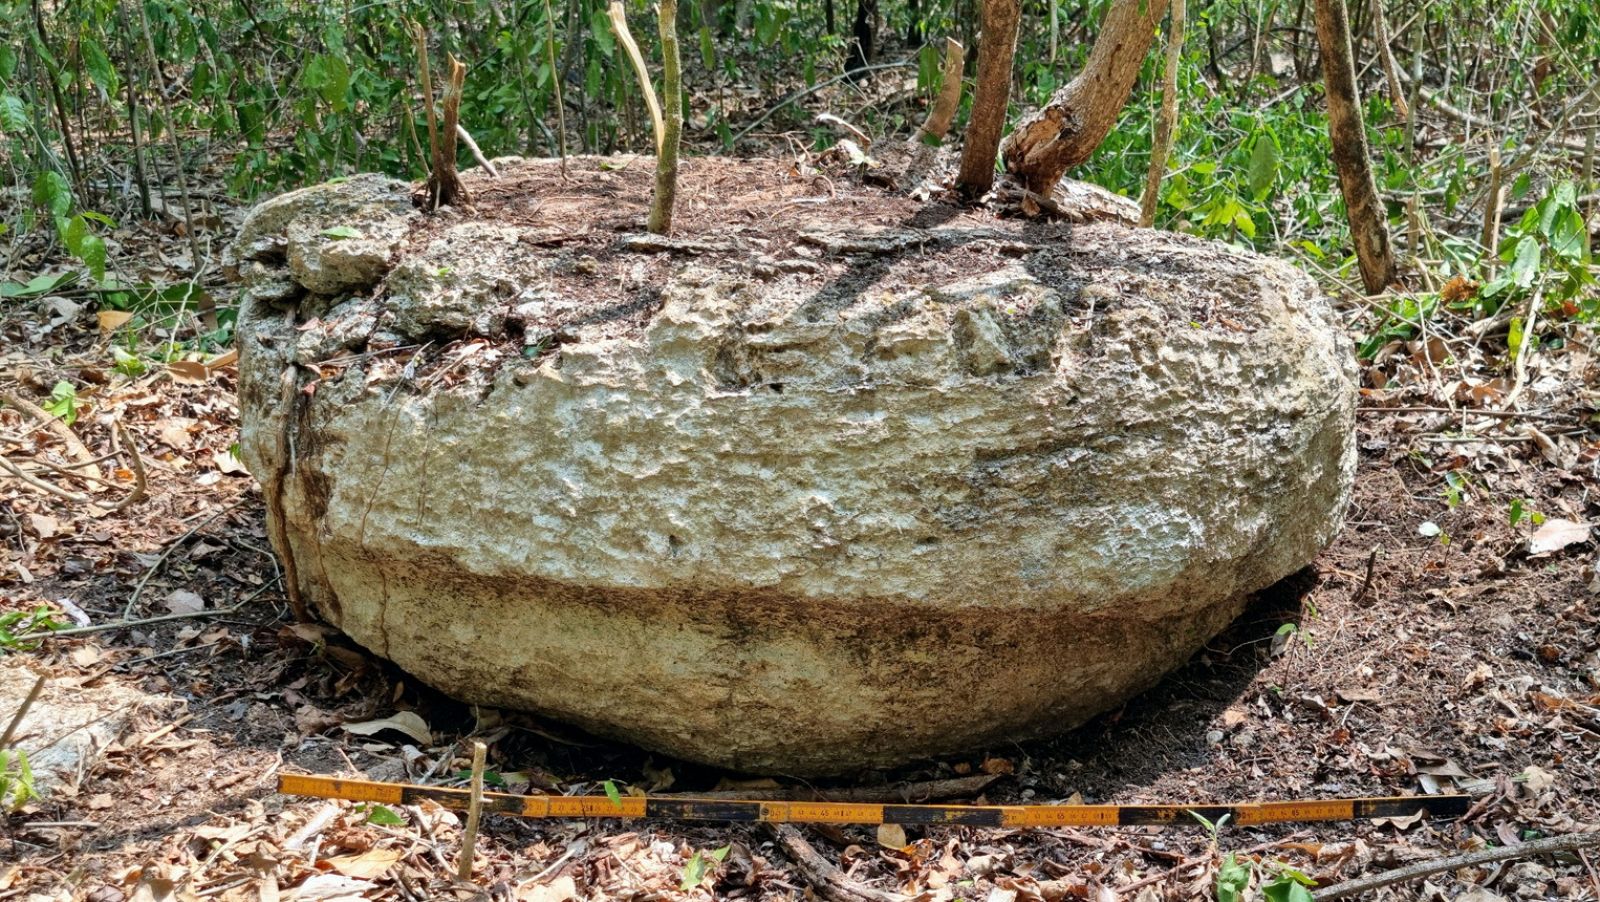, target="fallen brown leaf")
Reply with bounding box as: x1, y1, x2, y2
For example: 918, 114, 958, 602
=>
1528, 519, 1591, 555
